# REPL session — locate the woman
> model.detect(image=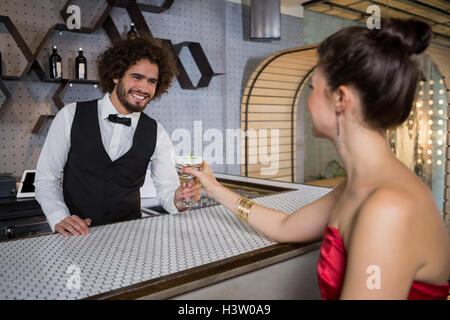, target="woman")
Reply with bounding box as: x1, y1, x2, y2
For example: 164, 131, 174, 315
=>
185, 19, 450, 299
